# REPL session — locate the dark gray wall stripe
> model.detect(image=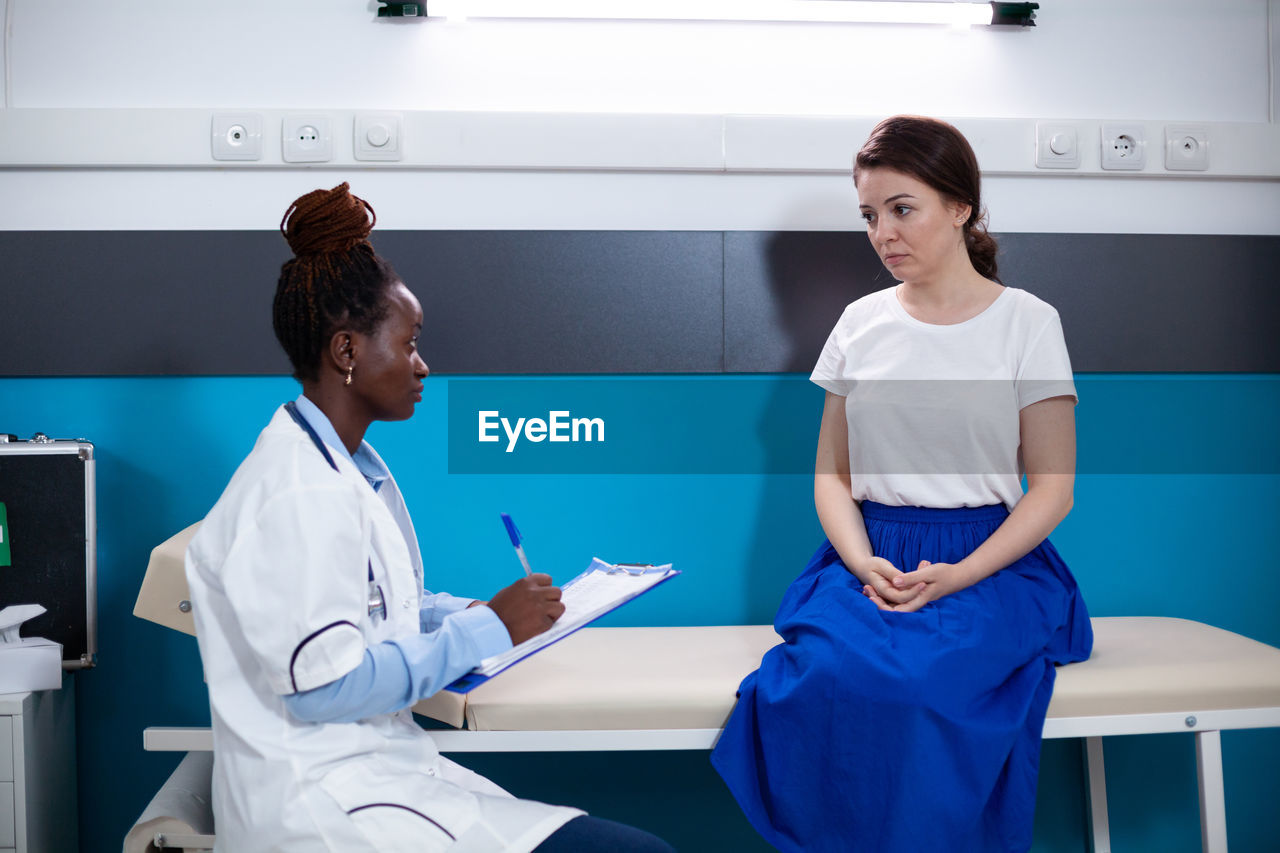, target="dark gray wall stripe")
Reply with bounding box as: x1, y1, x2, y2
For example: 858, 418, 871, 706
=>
726, 232, 1280, 373
999, 234, 1280, 372
386, 231, 724, 374
3, 231, 294, 376
725, 231, 879, 373
1, 231, 1276, 375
